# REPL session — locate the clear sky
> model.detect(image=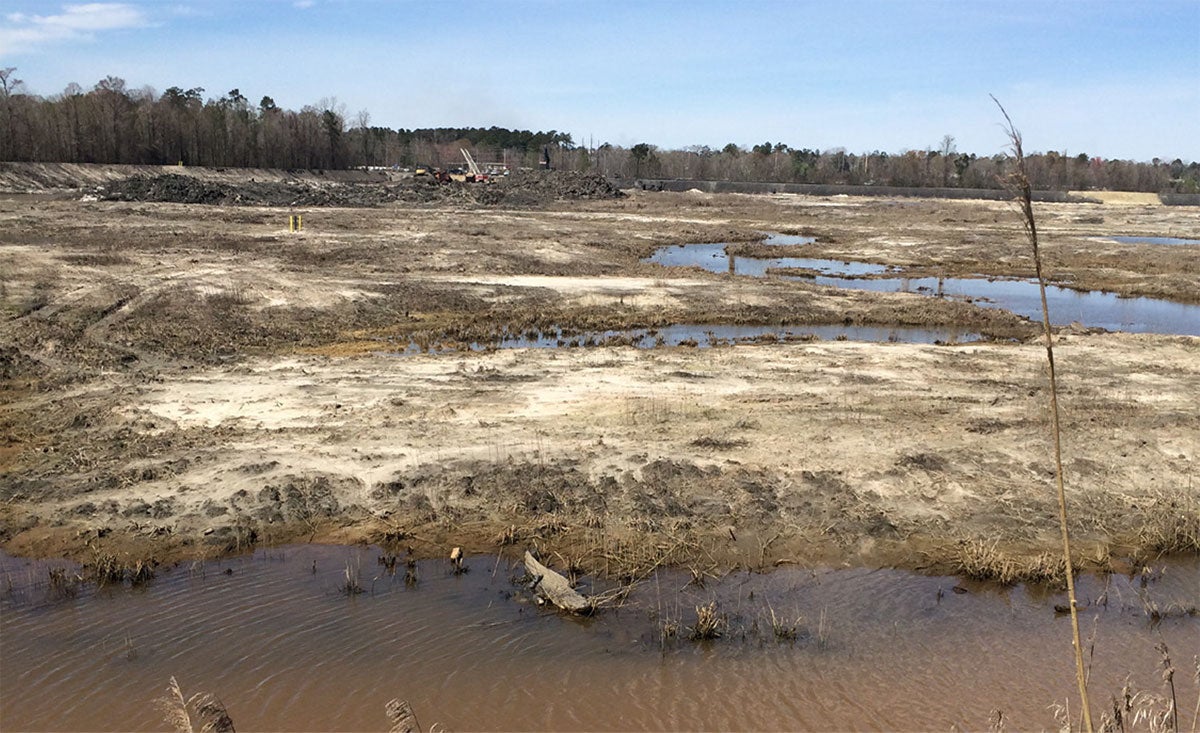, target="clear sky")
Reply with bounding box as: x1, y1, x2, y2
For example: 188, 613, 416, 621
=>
2, 0, 1198, 161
